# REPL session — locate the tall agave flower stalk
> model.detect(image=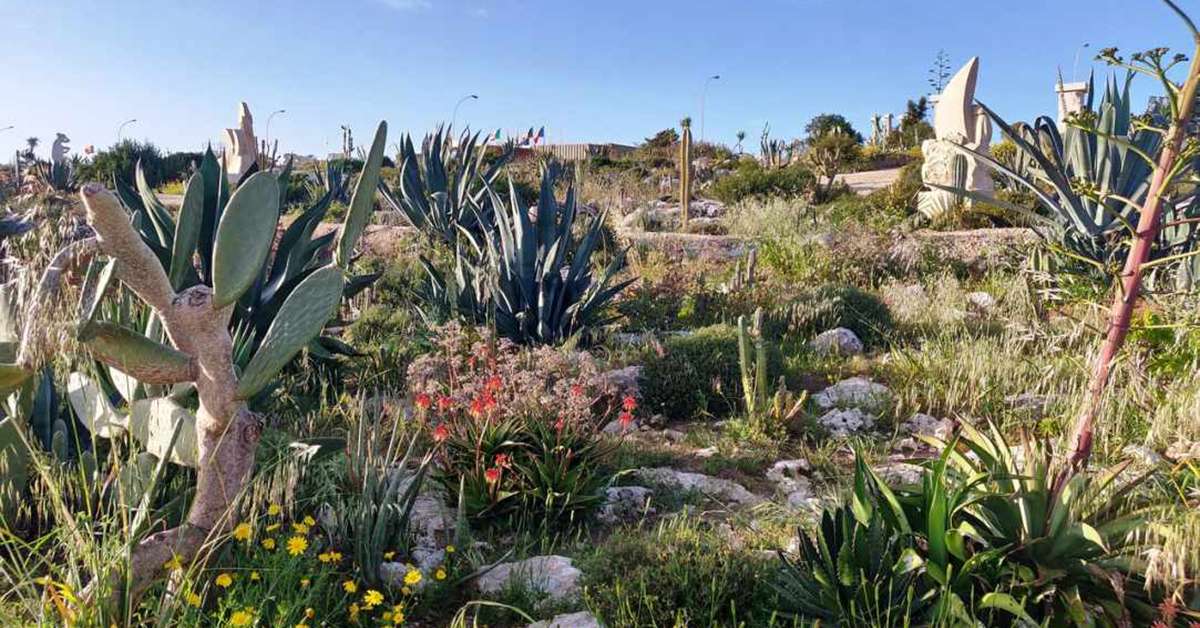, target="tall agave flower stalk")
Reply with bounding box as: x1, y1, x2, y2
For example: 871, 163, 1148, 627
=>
679, 118, 693, 231
1070, 1, 1200, 470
